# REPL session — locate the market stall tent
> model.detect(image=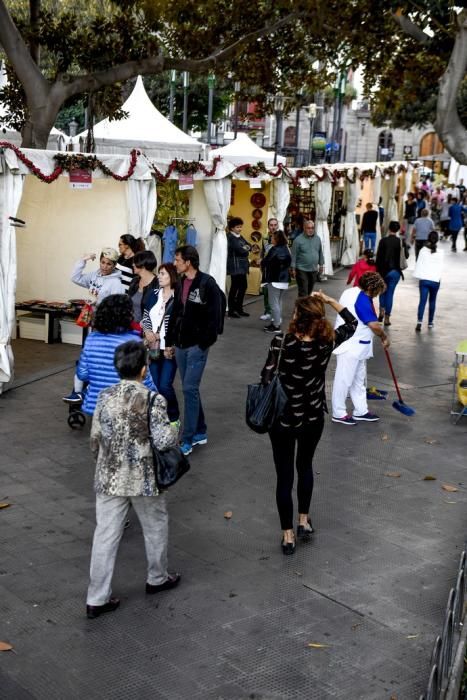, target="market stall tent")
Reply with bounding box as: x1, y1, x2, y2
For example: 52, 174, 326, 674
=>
210, 133, 286, 167
75, 76, 204, 161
